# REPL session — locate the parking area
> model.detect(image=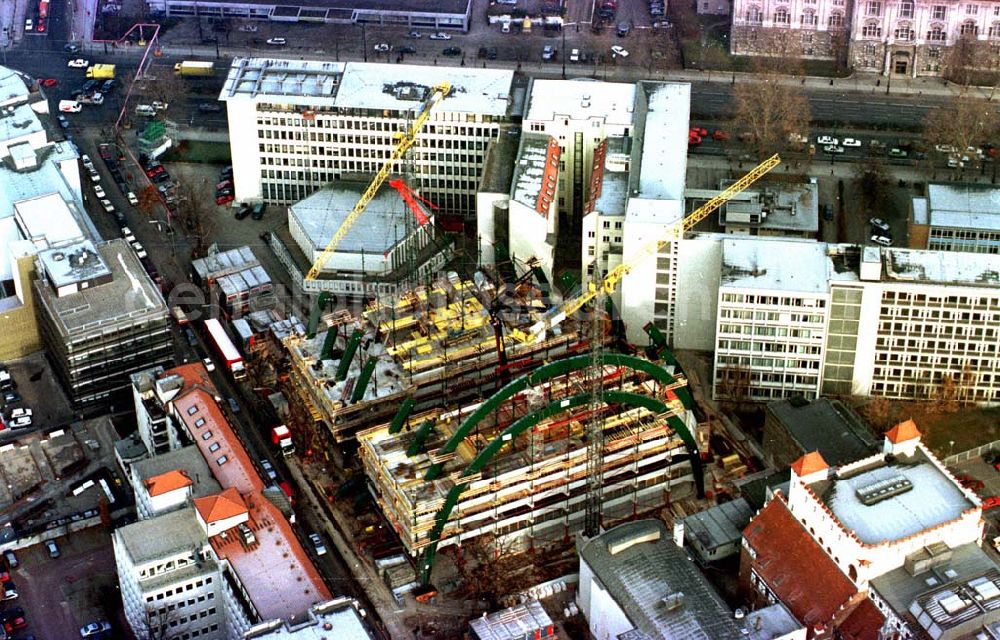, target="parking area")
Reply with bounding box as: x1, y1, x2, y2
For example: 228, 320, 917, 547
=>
0, 352, 74, 438
3, 526, 126, 640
